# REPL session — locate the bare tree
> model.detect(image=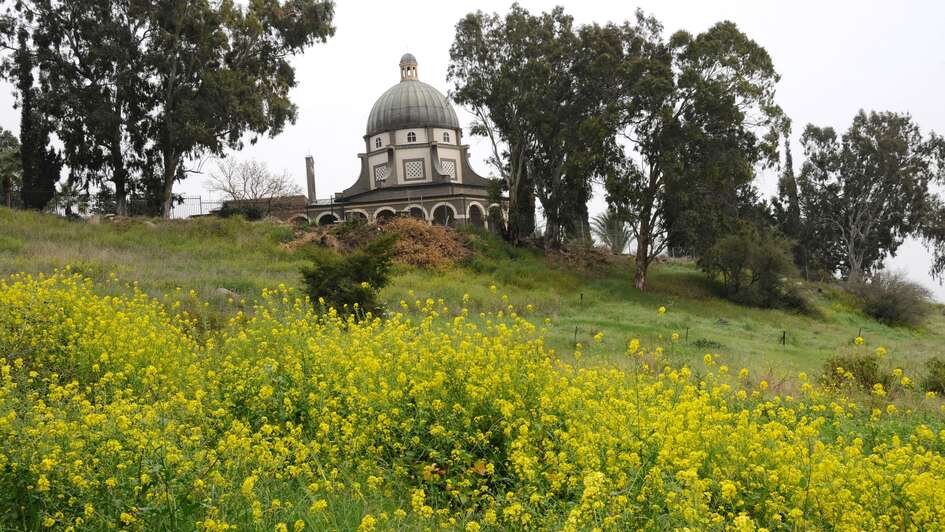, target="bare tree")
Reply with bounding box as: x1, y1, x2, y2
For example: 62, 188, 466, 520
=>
205, 158, 301, 202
